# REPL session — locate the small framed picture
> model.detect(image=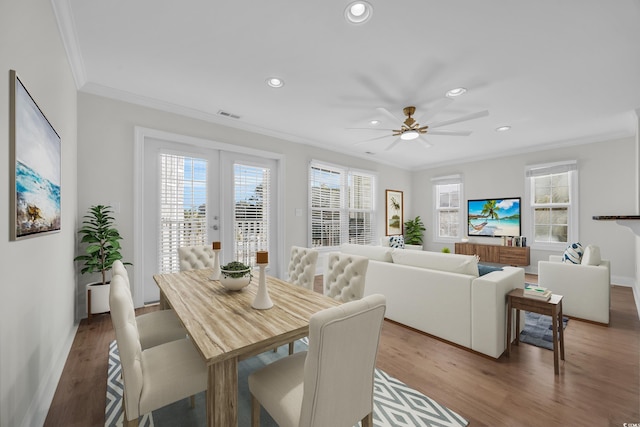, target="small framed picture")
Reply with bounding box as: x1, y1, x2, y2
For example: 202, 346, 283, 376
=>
385, 189, 403, 236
